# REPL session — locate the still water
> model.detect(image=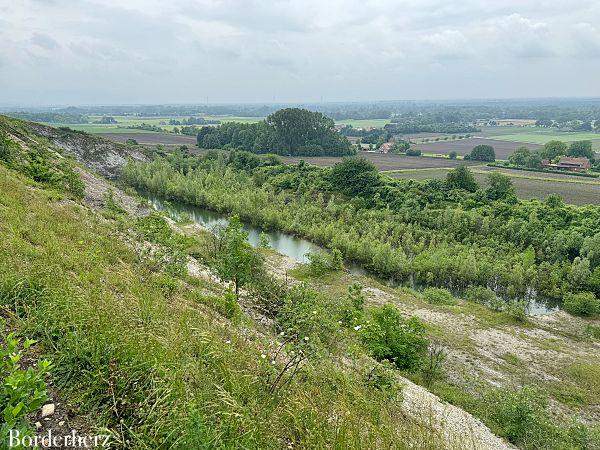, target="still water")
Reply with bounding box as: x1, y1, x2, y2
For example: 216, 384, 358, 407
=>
142, 192, 323, 264
140, 192, 557, 315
